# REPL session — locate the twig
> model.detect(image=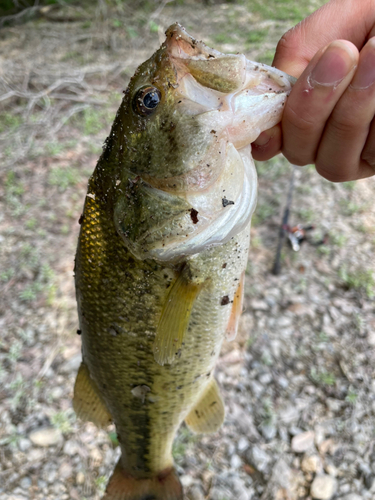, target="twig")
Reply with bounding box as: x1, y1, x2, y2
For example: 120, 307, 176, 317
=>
271, 163, 296, 276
